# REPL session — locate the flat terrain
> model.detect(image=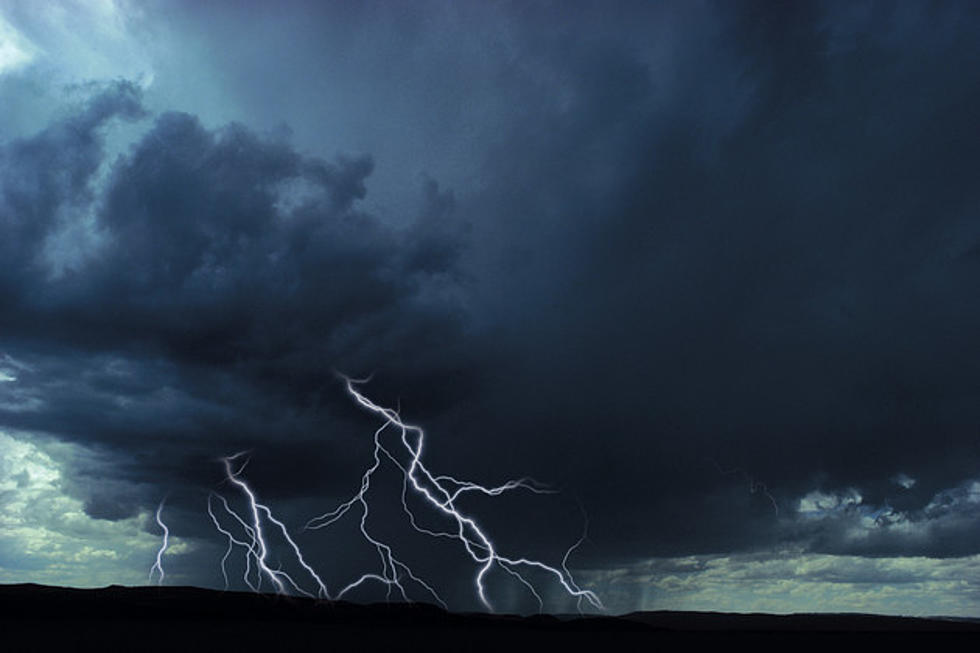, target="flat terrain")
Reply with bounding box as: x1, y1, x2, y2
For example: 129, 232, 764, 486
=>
2, 583, 977, 651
